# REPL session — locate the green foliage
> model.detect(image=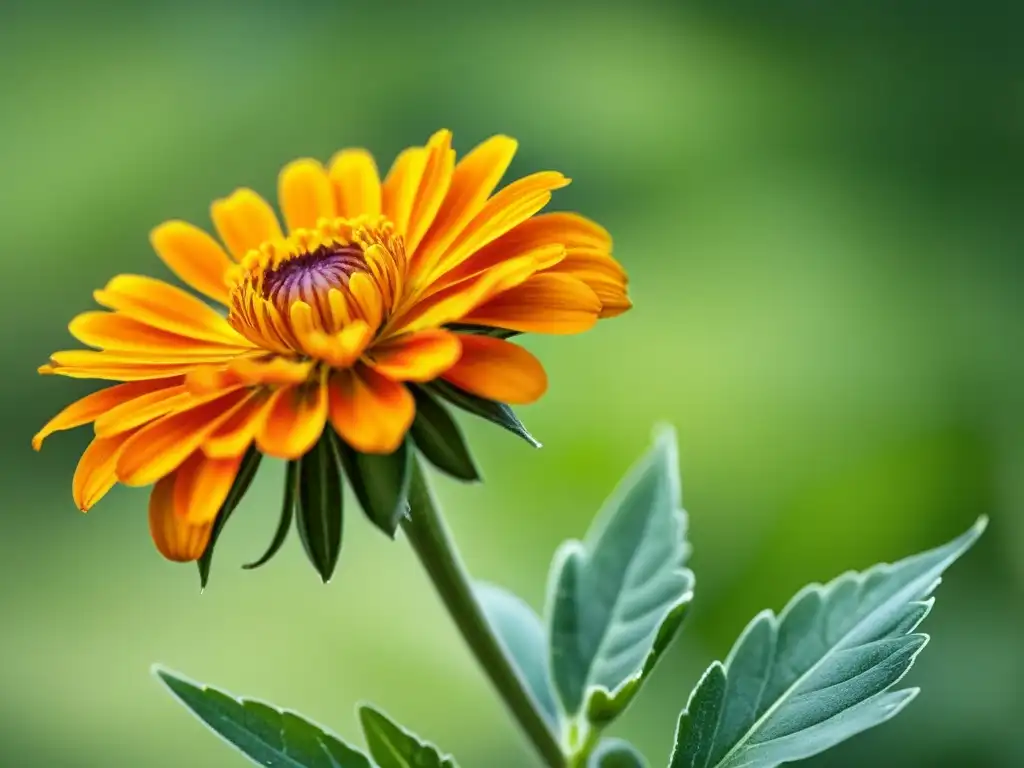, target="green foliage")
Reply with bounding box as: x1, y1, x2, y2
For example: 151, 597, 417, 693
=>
358, 706, 459, 768
296, 430, 345, 582
409, 387, 481, 482
422, 381, 540, 448
243, 458, 298, 570
669, 517, 987, 768
588, 739, 650, 768
197, 446, 263, 588
336, 434, 413, 539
